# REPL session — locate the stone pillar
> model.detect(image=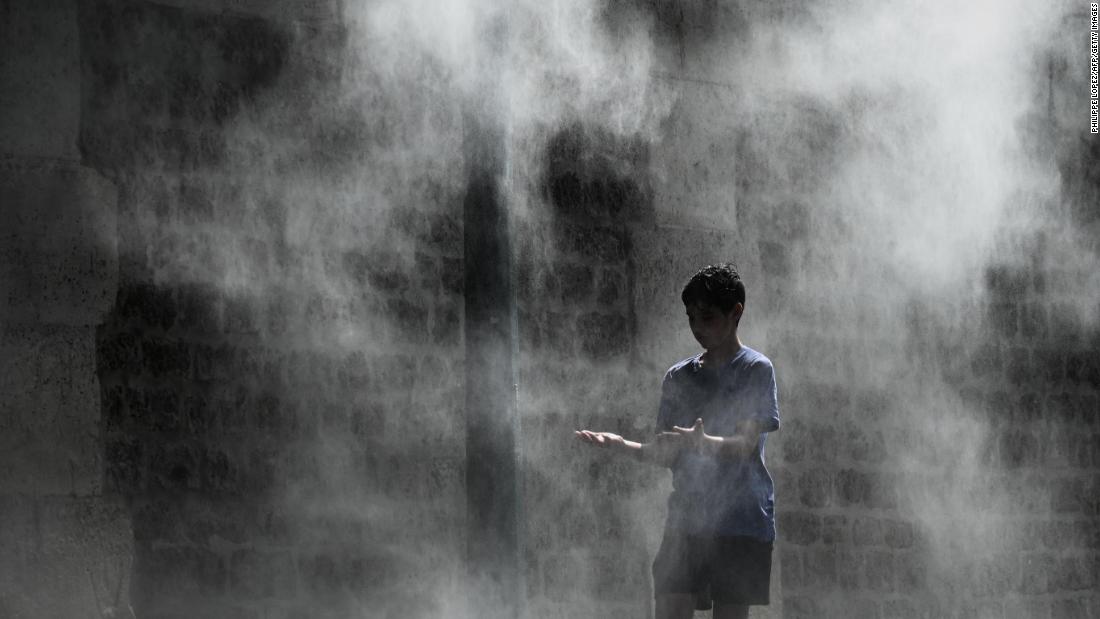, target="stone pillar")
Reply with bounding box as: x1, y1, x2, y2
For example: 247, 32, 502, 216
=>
463, 113, 524, 618
0, 1, 133, 617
